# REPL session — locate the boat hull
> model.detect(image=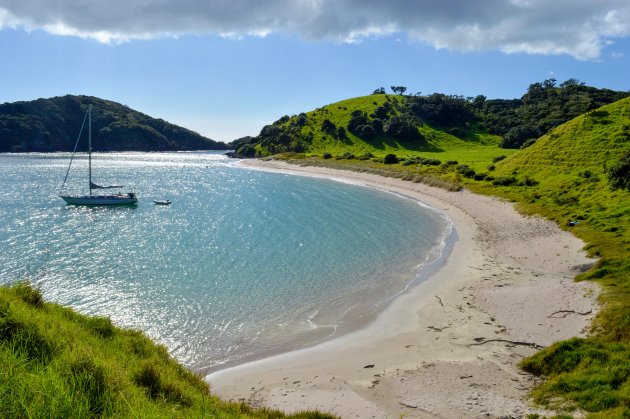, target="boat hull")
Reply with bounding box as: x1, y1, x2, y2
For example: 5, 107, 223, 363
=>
60, 194, 138, 206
